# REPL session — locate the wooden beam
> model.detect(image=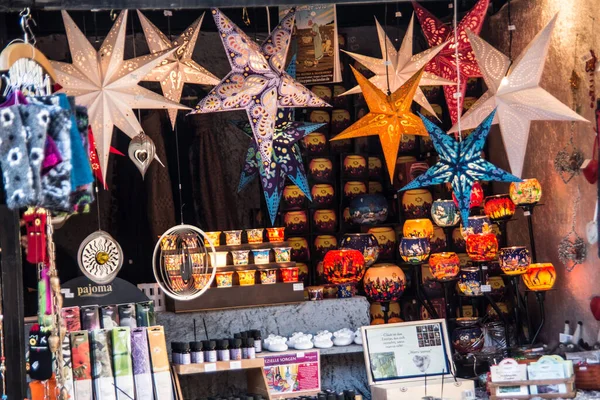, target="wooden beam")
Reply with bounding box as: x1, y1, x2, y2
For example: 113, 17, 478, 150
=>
0, 206, 27, 398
